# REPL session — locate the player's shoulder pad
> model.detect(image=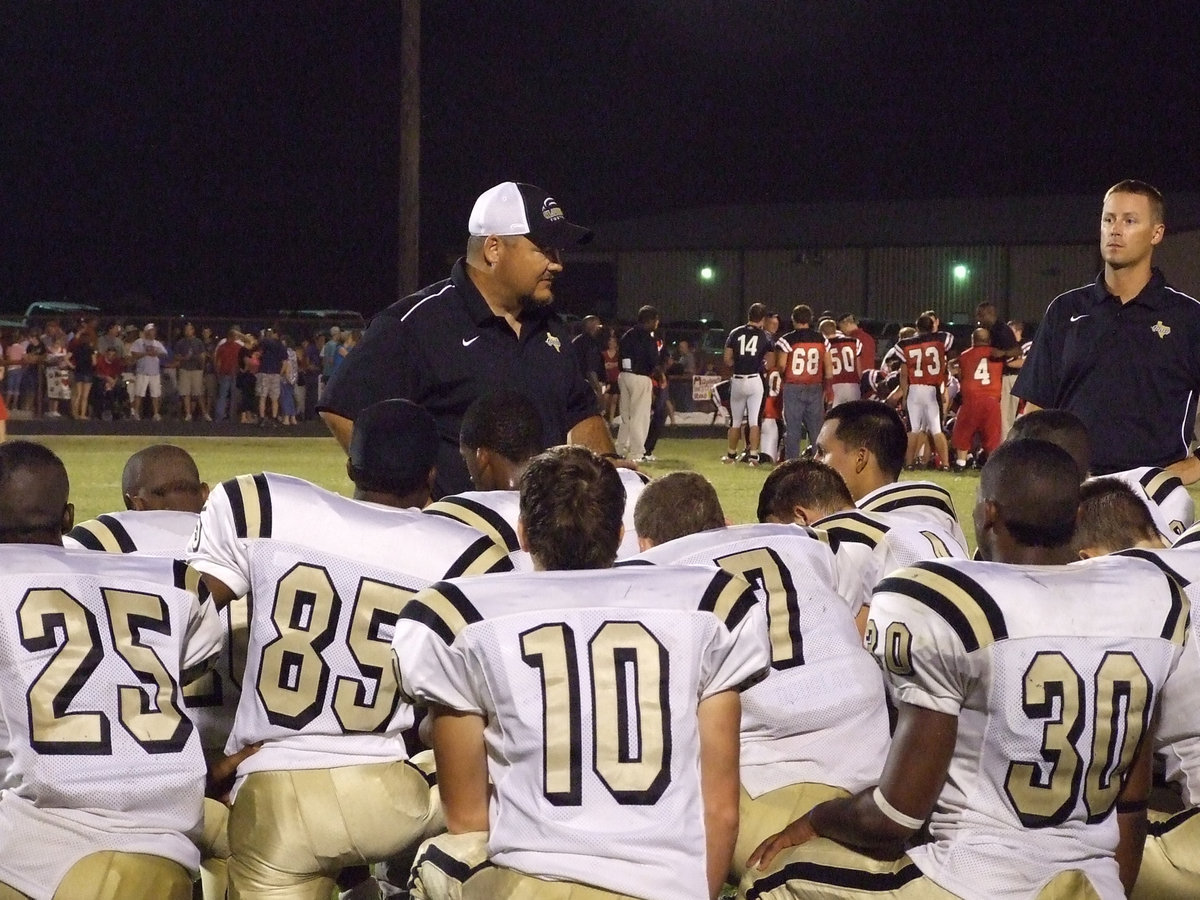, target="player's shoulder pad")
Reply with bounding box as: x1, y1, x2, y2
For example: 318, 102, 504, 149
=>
875, 560, 1007, 653
697, 568, 759, 632
1139, 467, 1185, 507
398, 581, 483, 645
861, 481, 958, 522
67, 513, 137, 553
1112, 550, 1191, 647
813, 510, 889, 550
445, 535, 515, 577
425, 496, 520, 552
216, 473, 274, 540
